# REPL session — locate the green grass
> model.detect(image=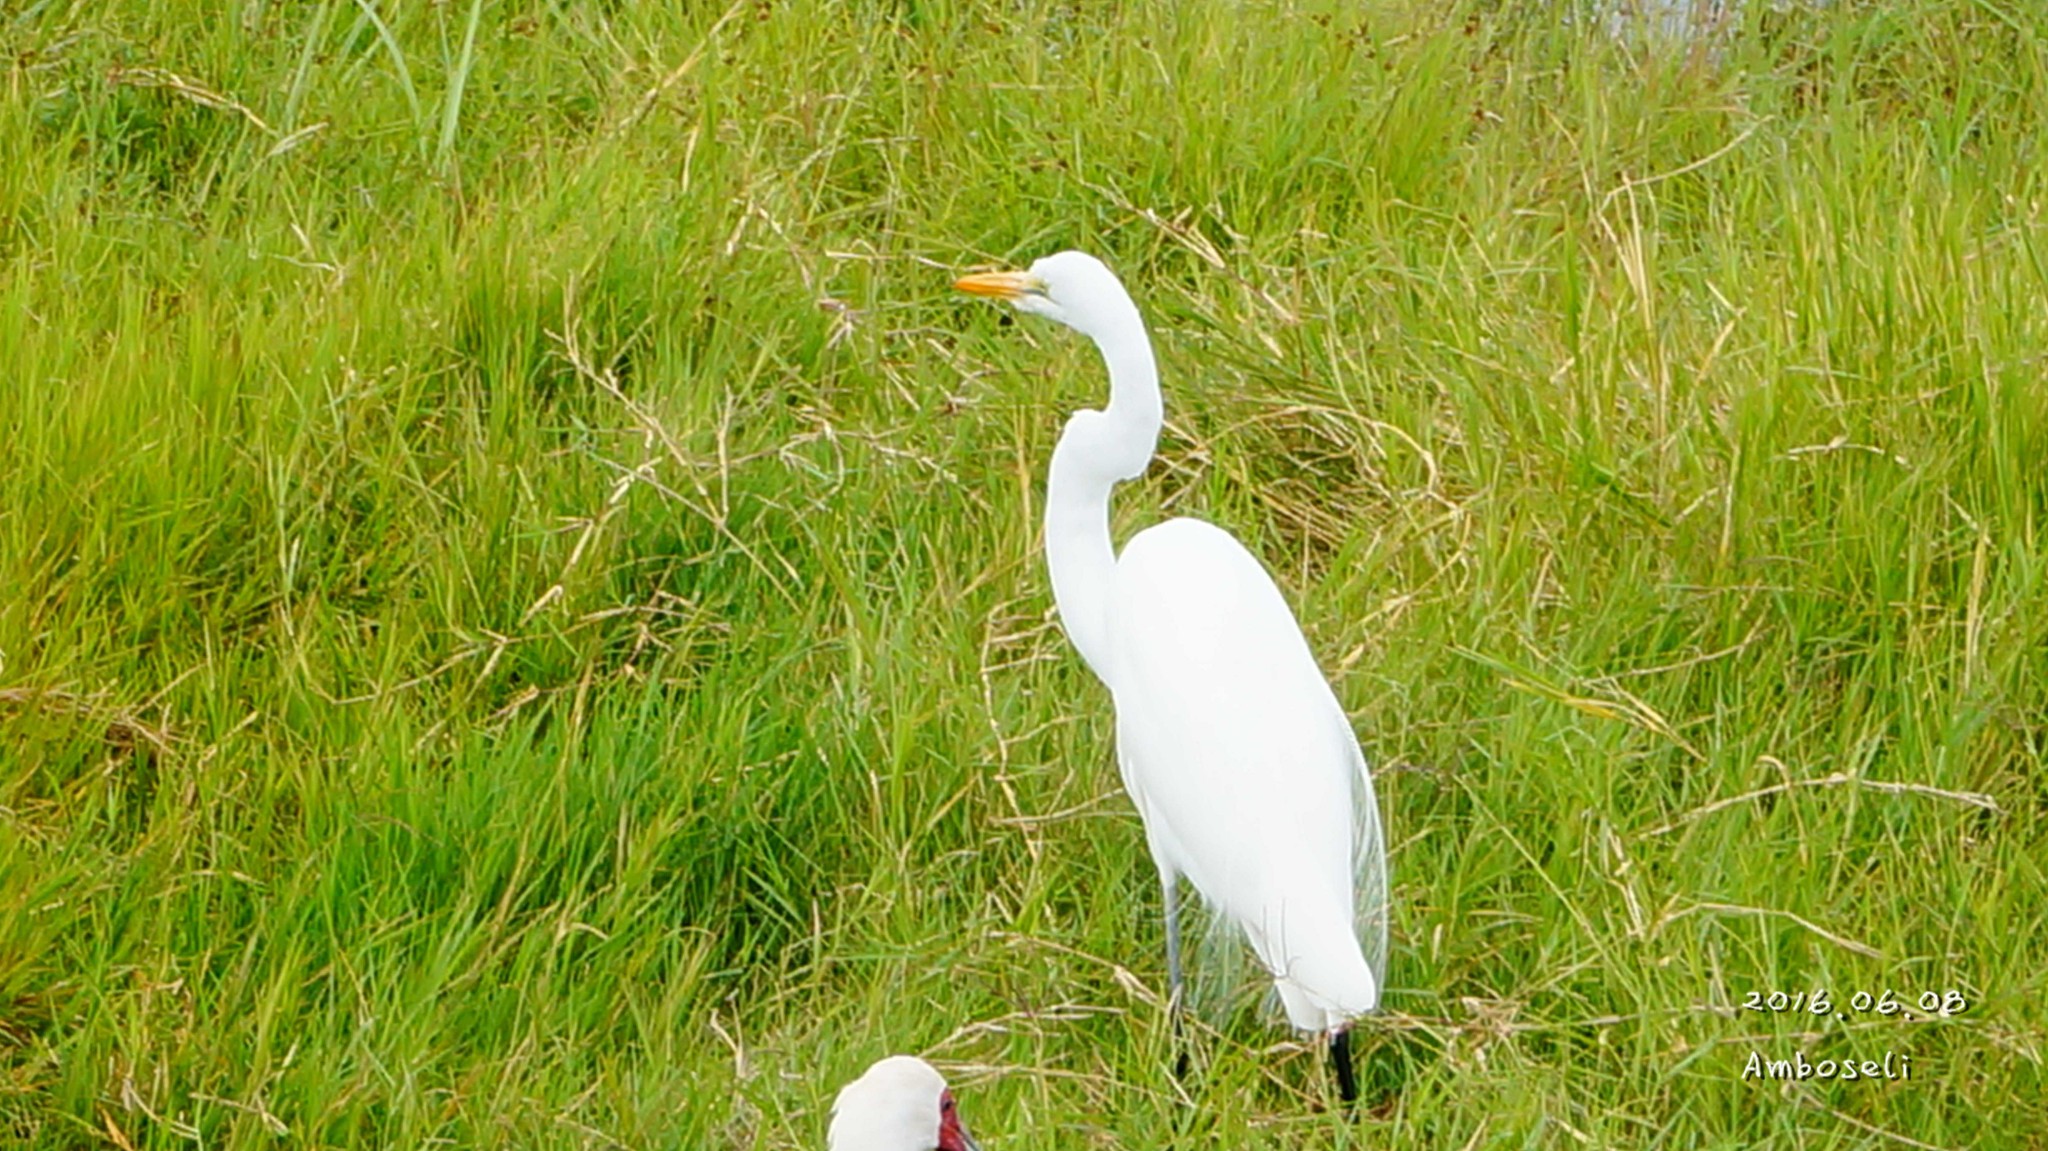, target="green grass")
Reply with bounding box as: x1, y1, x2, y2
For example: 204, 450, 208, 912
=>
3, 0, 2045, 1146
